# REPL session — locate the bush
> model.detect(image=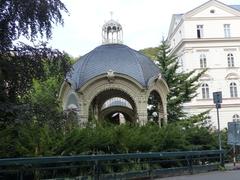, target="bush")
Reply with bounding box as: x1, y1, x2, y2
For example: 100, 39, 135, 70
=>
56, 122, 222, 155
0, 120, 228, 157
